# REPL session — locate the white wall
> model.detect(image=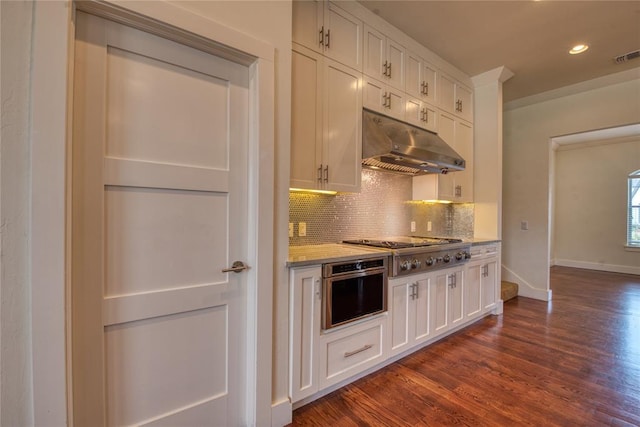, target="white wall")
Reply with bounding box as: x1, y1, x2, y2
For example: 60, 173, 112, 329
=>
0, 1, 35, 425
554, 139, 640, 275
503, 73, 640, 298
